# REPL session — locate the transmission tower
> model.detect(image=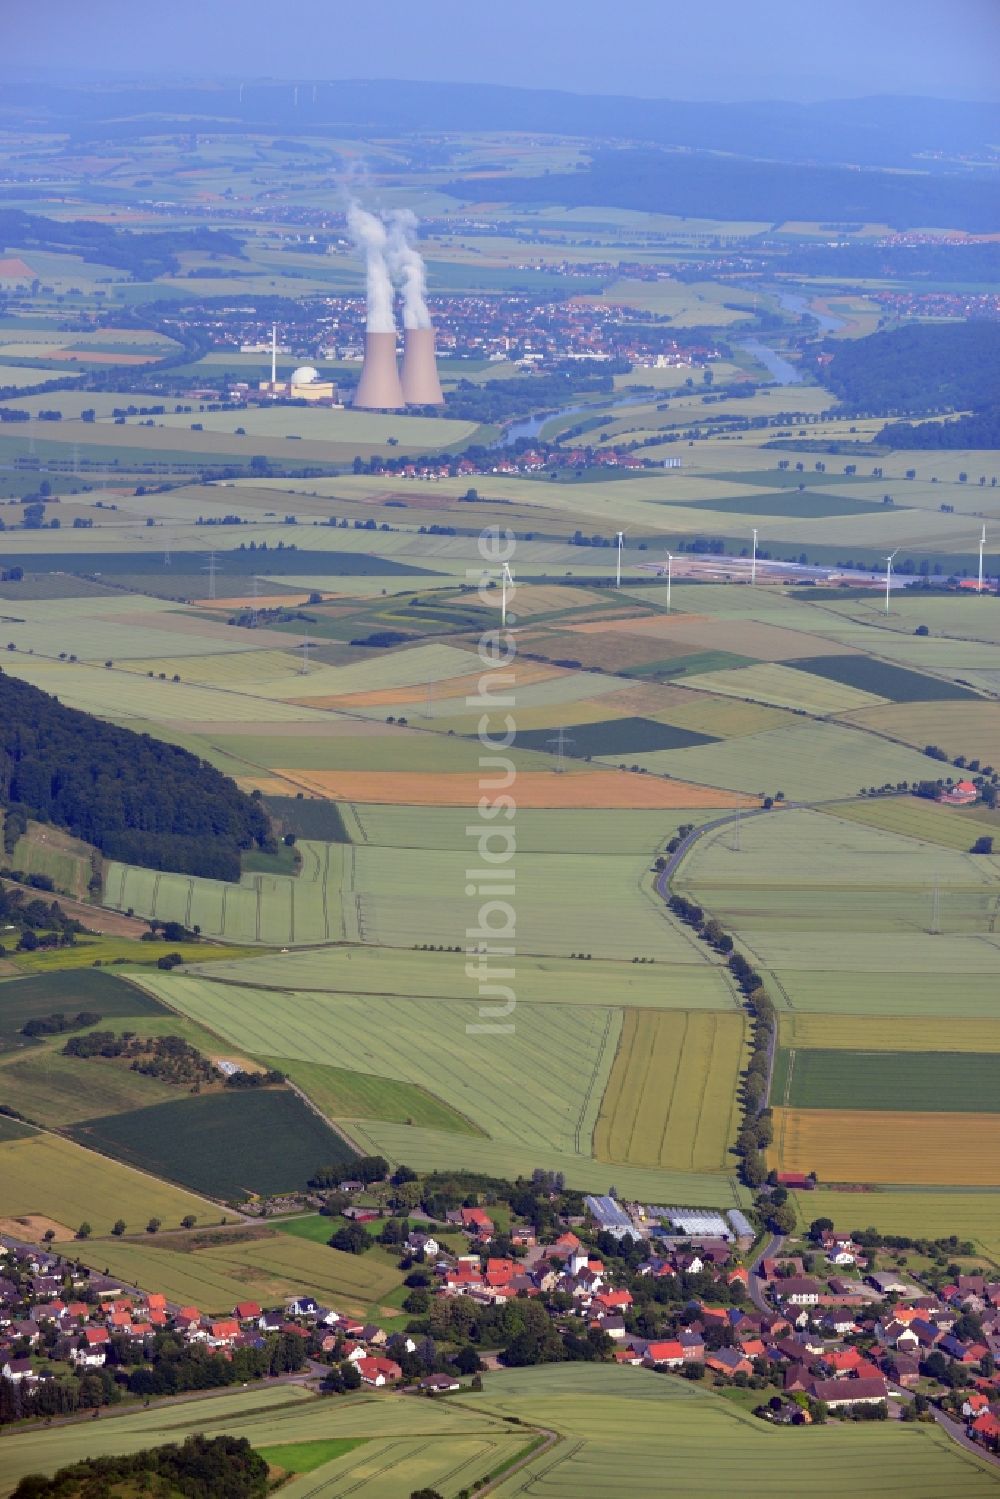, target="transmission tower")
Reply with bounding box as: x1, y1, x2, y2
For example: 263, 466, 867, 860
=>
732, 804, 742, 853
298, 632, 312, 674
547, 727, 573, 773
202, 551, 220, 600
929, 870, 941, 935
